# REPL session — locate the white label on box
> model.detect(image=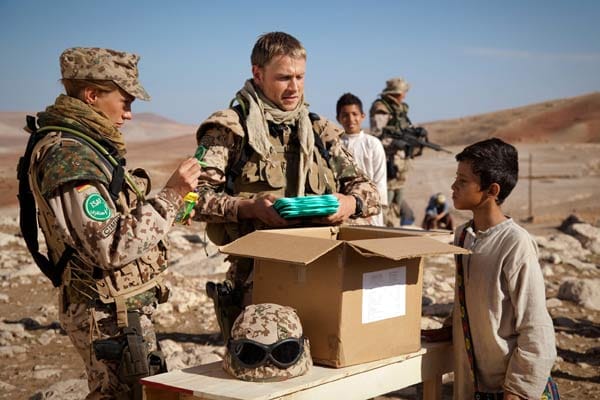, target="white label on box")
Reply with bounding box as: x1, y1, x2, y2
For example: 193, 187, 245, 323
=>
362, 266, 406, 324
